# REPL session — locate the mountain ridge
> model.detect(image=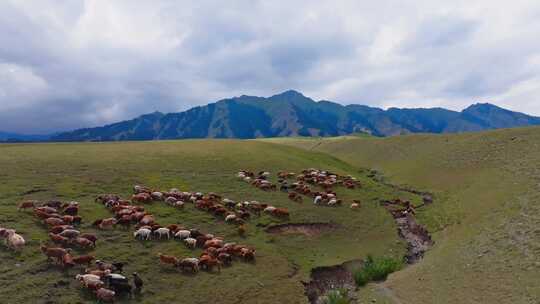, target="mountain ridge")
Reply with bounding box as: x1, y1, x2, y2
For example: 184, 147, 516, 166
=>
13, 90, 540, 141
